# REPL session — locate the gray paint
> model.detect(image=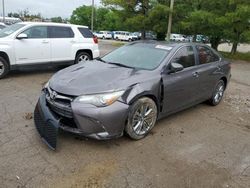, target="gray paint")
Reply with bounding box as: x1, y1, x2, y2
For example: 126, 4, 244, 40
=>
34, 41, 231, 149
